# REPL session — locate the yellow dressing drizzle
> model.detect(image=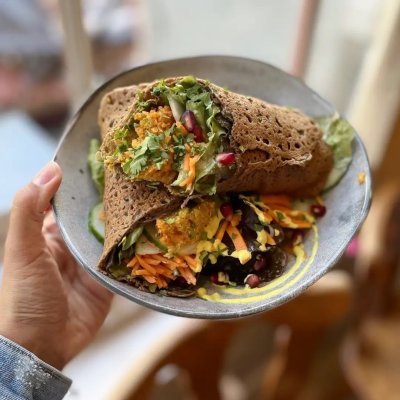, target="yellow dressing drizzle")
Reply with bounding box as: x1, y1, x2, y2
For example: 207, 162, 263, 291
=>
197, 224, 319, 303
